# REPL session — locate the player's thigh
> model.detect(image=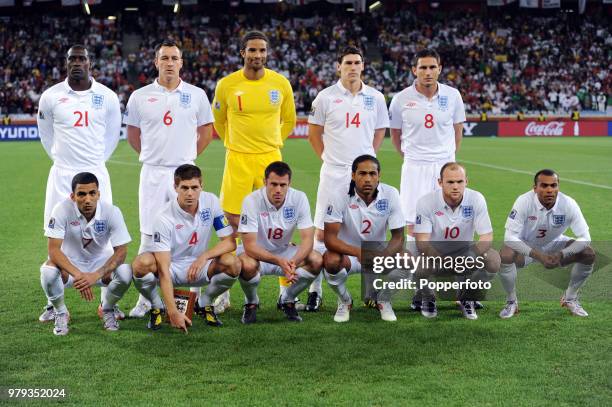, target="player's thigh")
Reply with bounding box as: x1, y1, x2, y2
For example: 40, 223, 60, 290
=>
171, 259, 213, 287
139, 165, 175, 234
44, 165, 74, 226
92, 164, 113, 204
220, 151, 256, 215
252, 149, 283, 189
314, 164, 351, 230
